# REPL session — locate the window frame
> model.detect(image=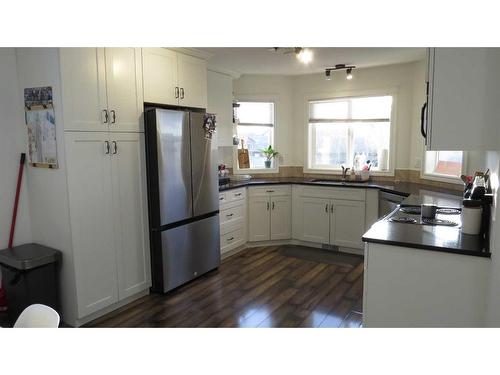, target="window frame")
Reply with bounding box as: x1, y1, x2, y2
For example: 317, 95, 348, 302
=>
420, 147, 466, 184
304, 89, 398, 176
233, 95, 279, 174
